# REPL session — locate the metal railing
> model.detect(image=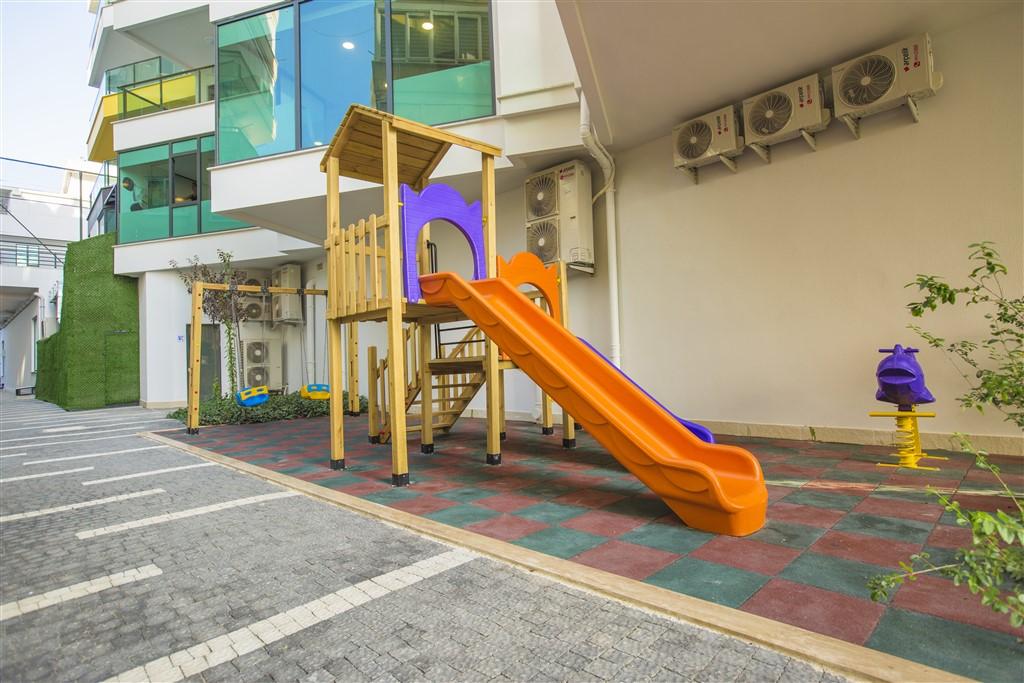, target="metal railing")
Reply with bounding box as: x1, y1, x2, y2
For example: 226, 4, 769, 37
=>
116, 66, 215, 121
0, 241, 67, 269
0, 157, 94, 244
